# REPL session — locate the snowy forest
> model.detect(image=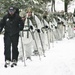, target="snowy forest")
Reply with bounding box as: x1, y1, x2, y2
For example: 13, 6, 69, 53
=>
0, 0, 75, 17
